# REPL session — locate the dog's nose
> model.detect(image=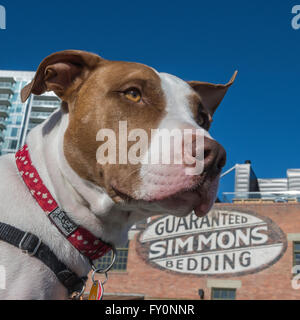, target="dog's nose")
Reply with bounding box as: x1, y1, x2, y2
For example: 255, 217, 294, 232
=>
184, 134, 226, 174
203, 137, 227, 174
